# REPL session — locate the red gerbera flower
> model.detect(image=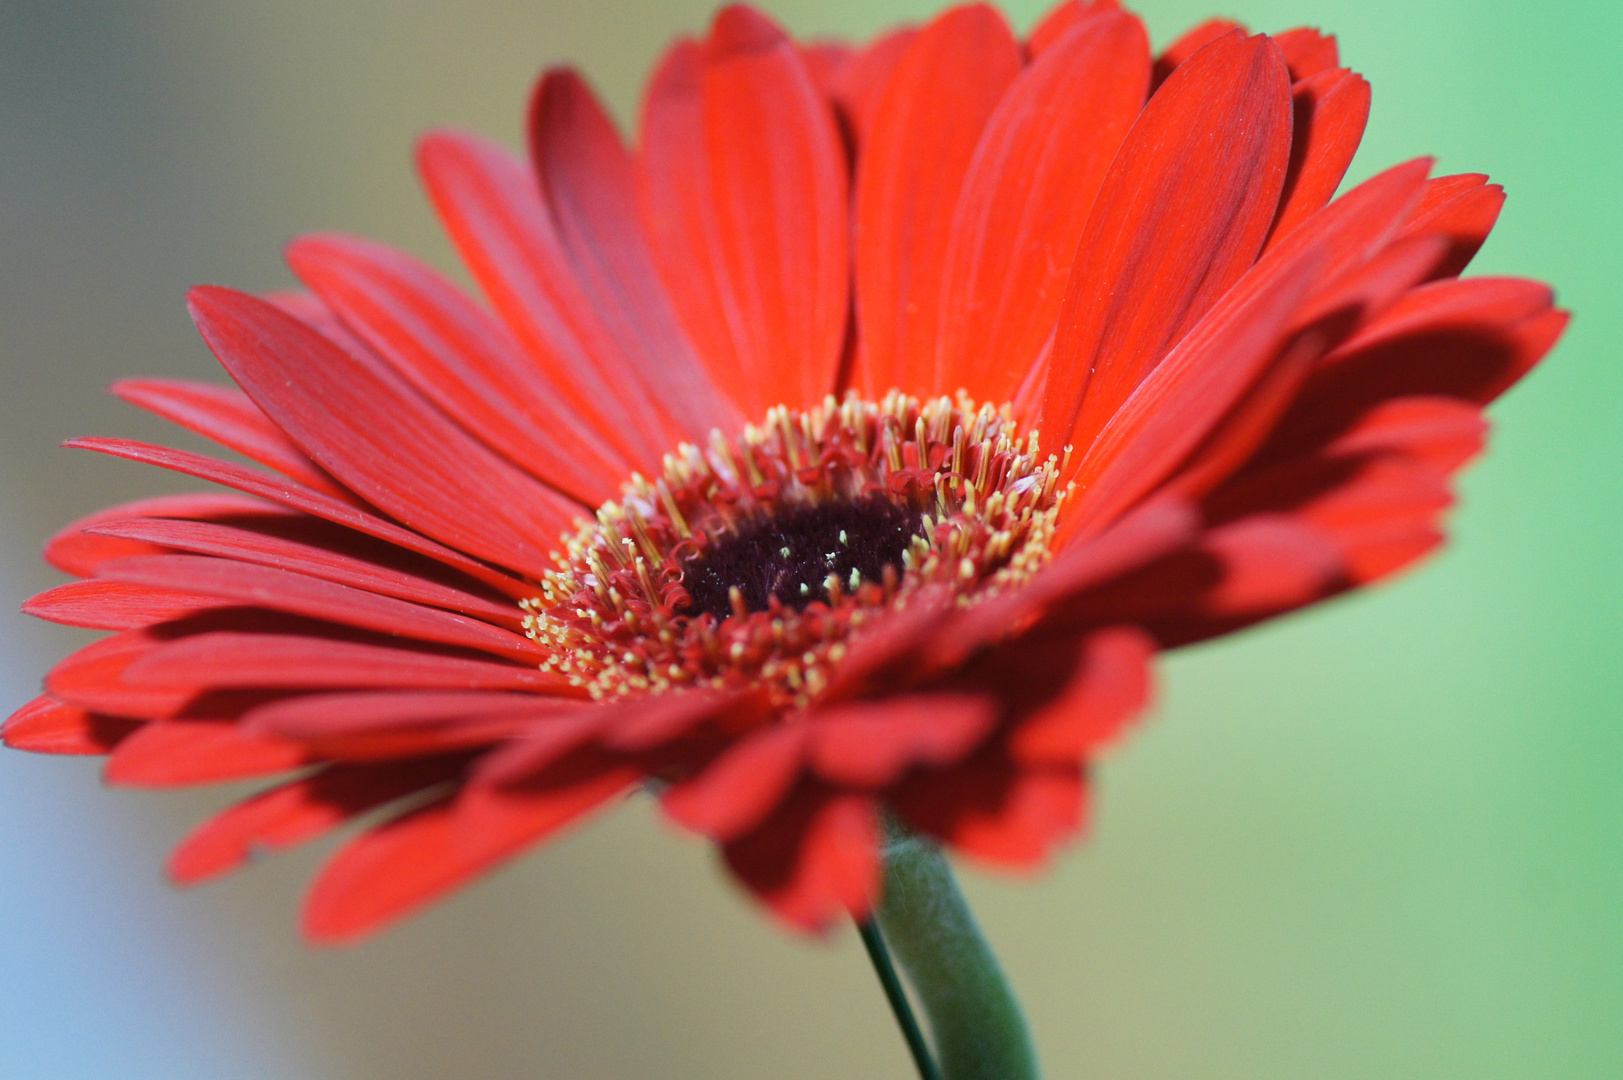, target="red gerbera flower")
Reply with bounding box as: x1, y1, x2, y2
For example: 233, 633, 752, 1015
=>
6, 1, 1565, 944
